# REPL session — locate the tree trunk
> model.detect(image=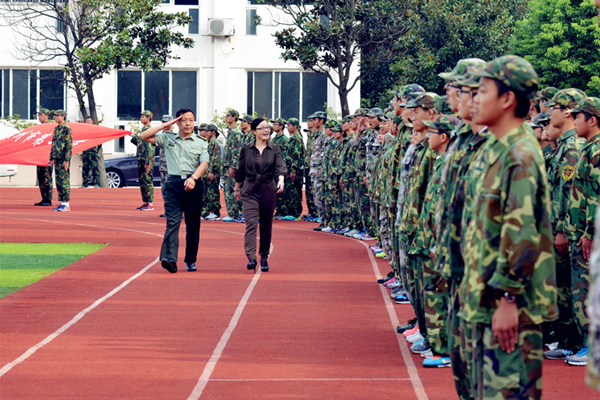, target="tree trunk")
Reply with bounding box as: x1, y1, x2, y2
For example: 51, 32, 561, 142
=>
338, 89, 350, 117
